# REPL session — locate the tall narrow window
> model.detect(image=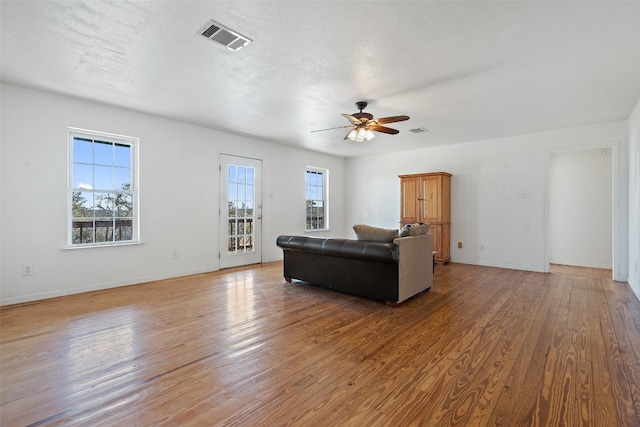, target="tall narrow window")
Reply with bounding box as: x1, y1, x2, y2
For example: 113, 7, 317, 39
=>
306, 167, 328, 230
68, 128, 138, 246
